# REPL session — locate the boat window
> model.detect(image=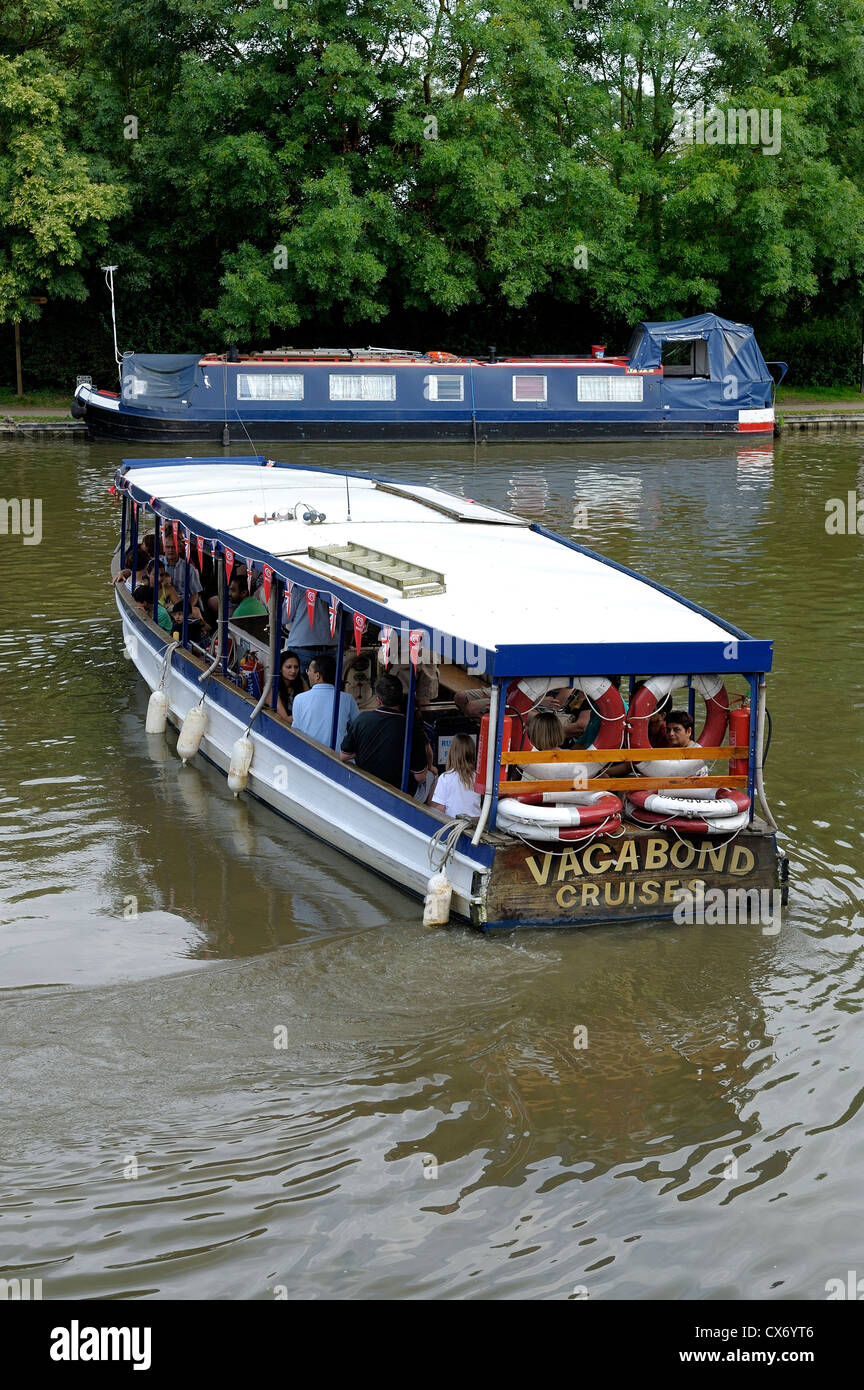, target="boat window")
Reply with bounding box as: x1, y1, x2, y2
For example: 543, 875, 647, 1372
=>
512, 374, 547, 402
329, 374, 397, 401
425, 375, 464, 402
237, 373, 304, 400
660, 339, 710, 377
577, 375, 644, 402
